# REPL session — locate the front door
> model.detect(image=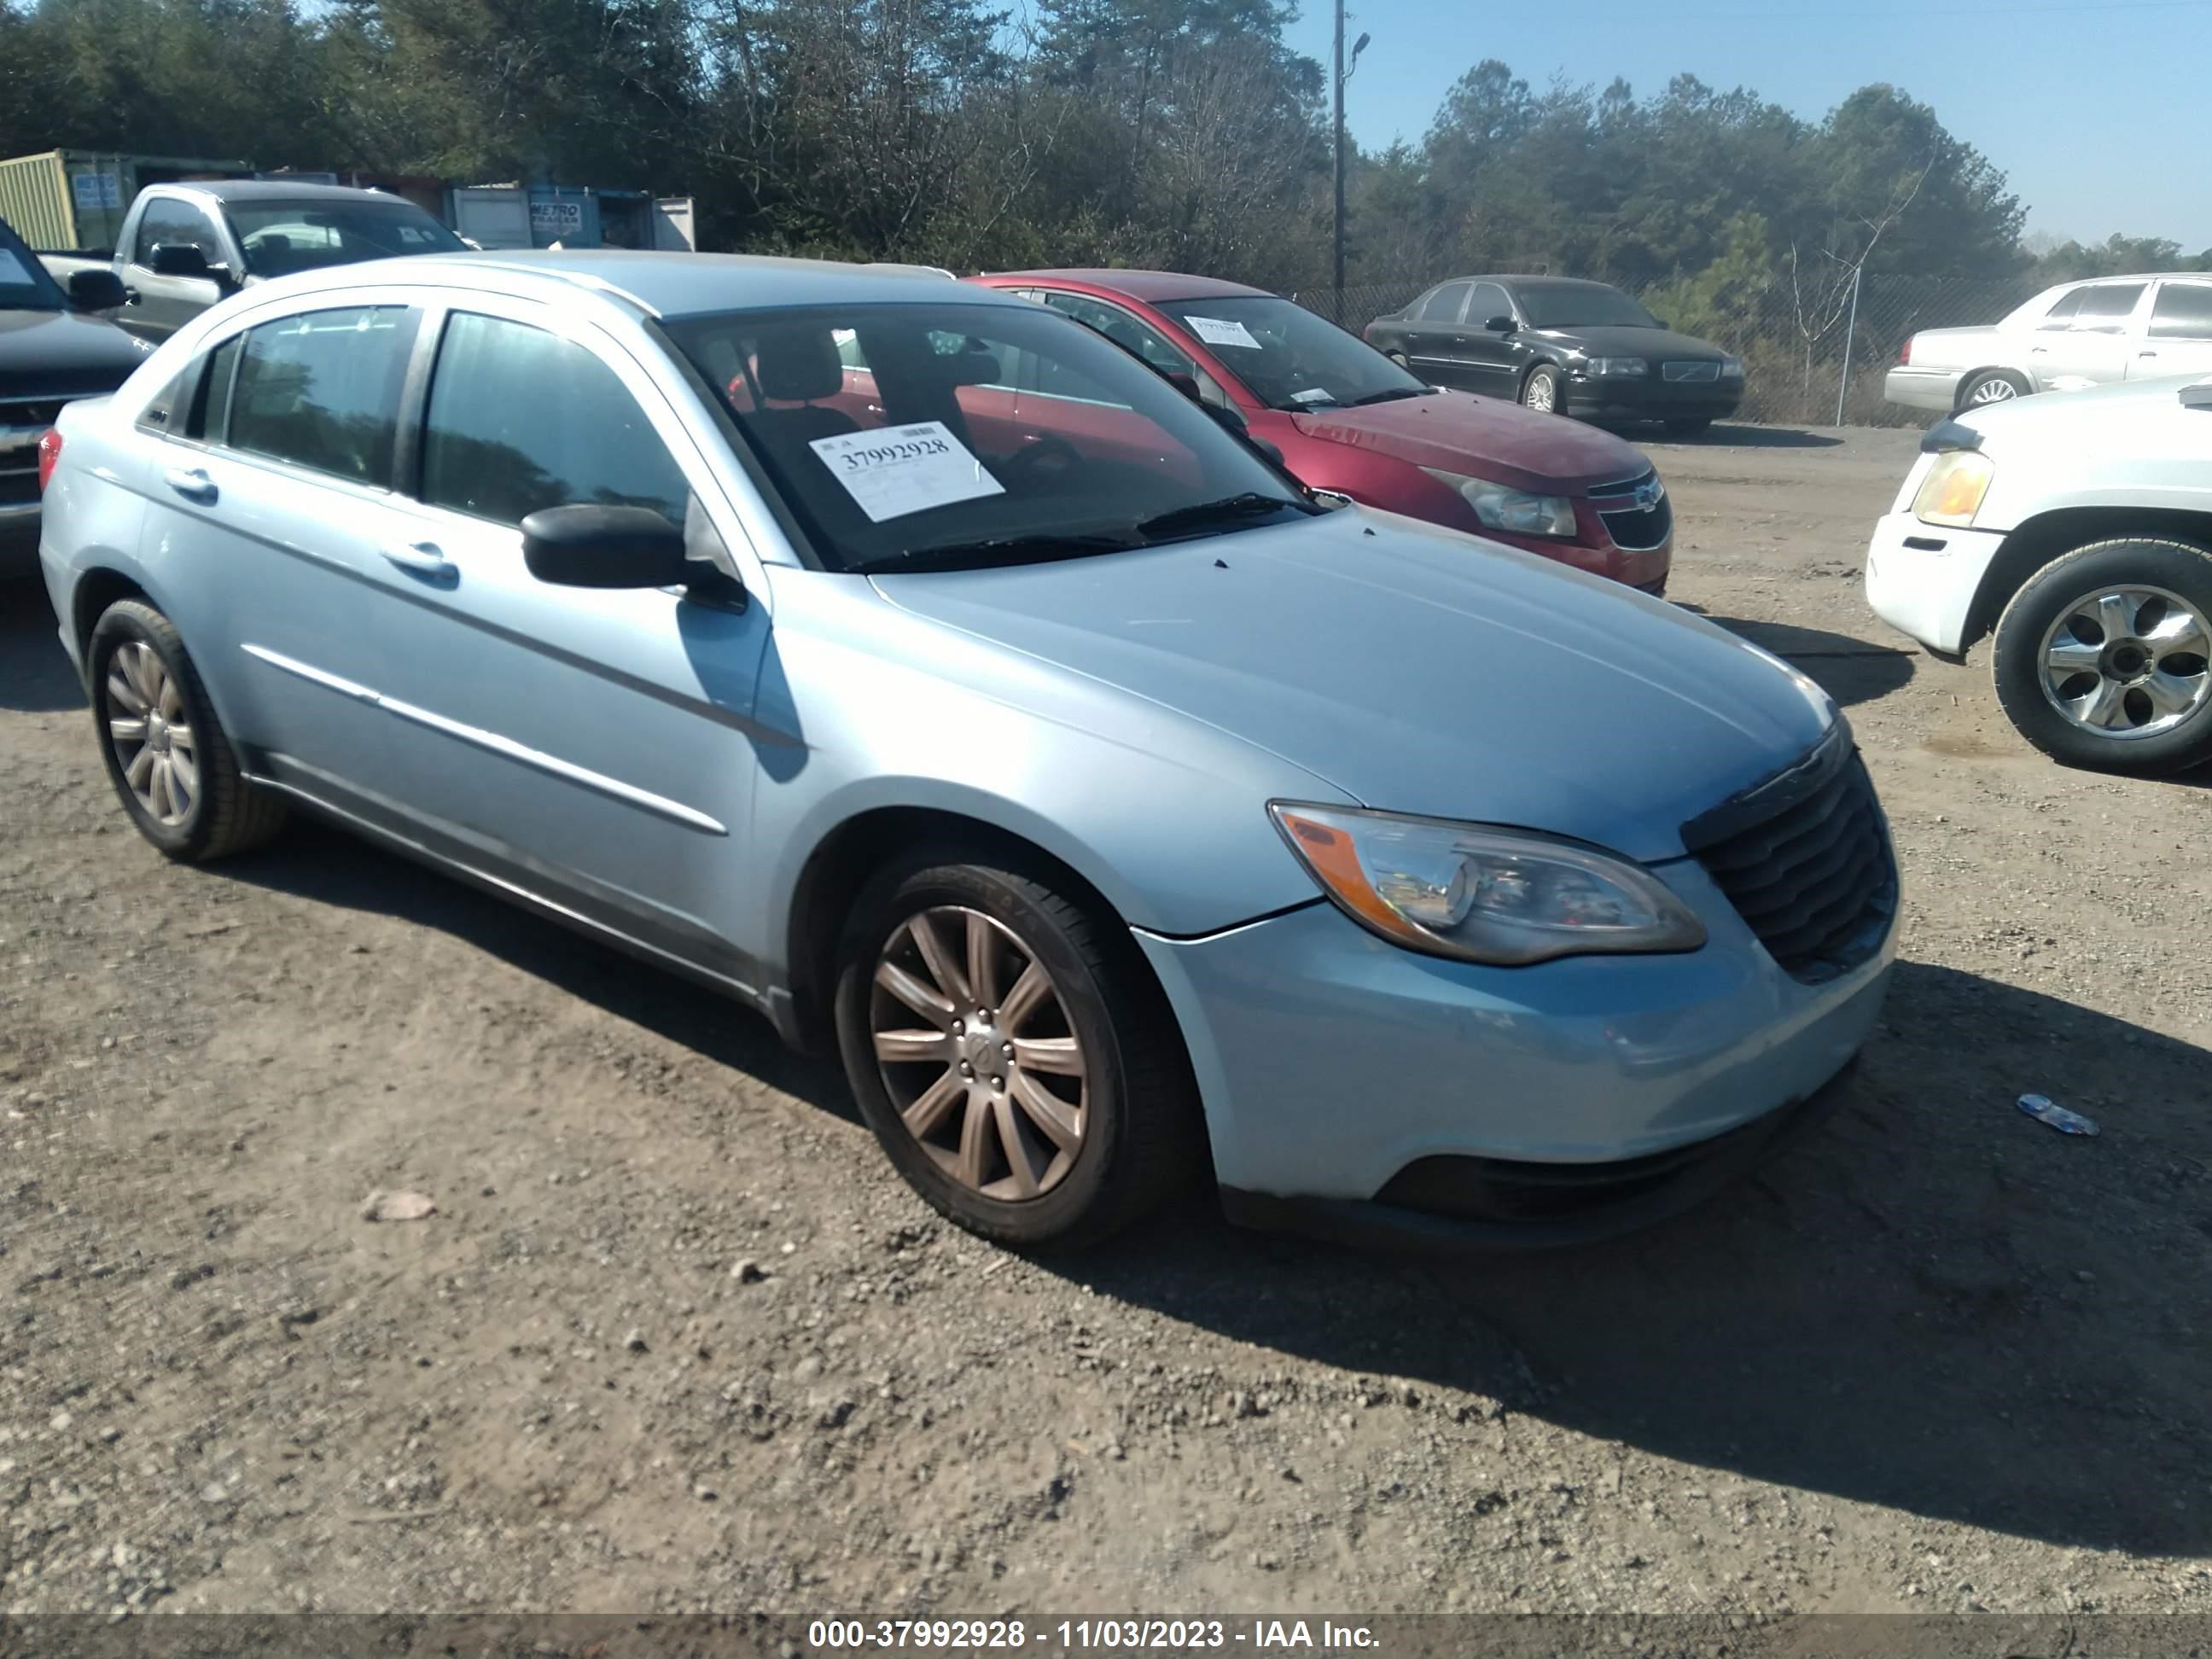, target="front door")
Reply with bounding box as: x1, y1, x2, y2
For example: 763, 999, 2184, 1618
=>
350, 303, 775, 986
2131, 281, 2212, 381
120, 197, 231, 344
